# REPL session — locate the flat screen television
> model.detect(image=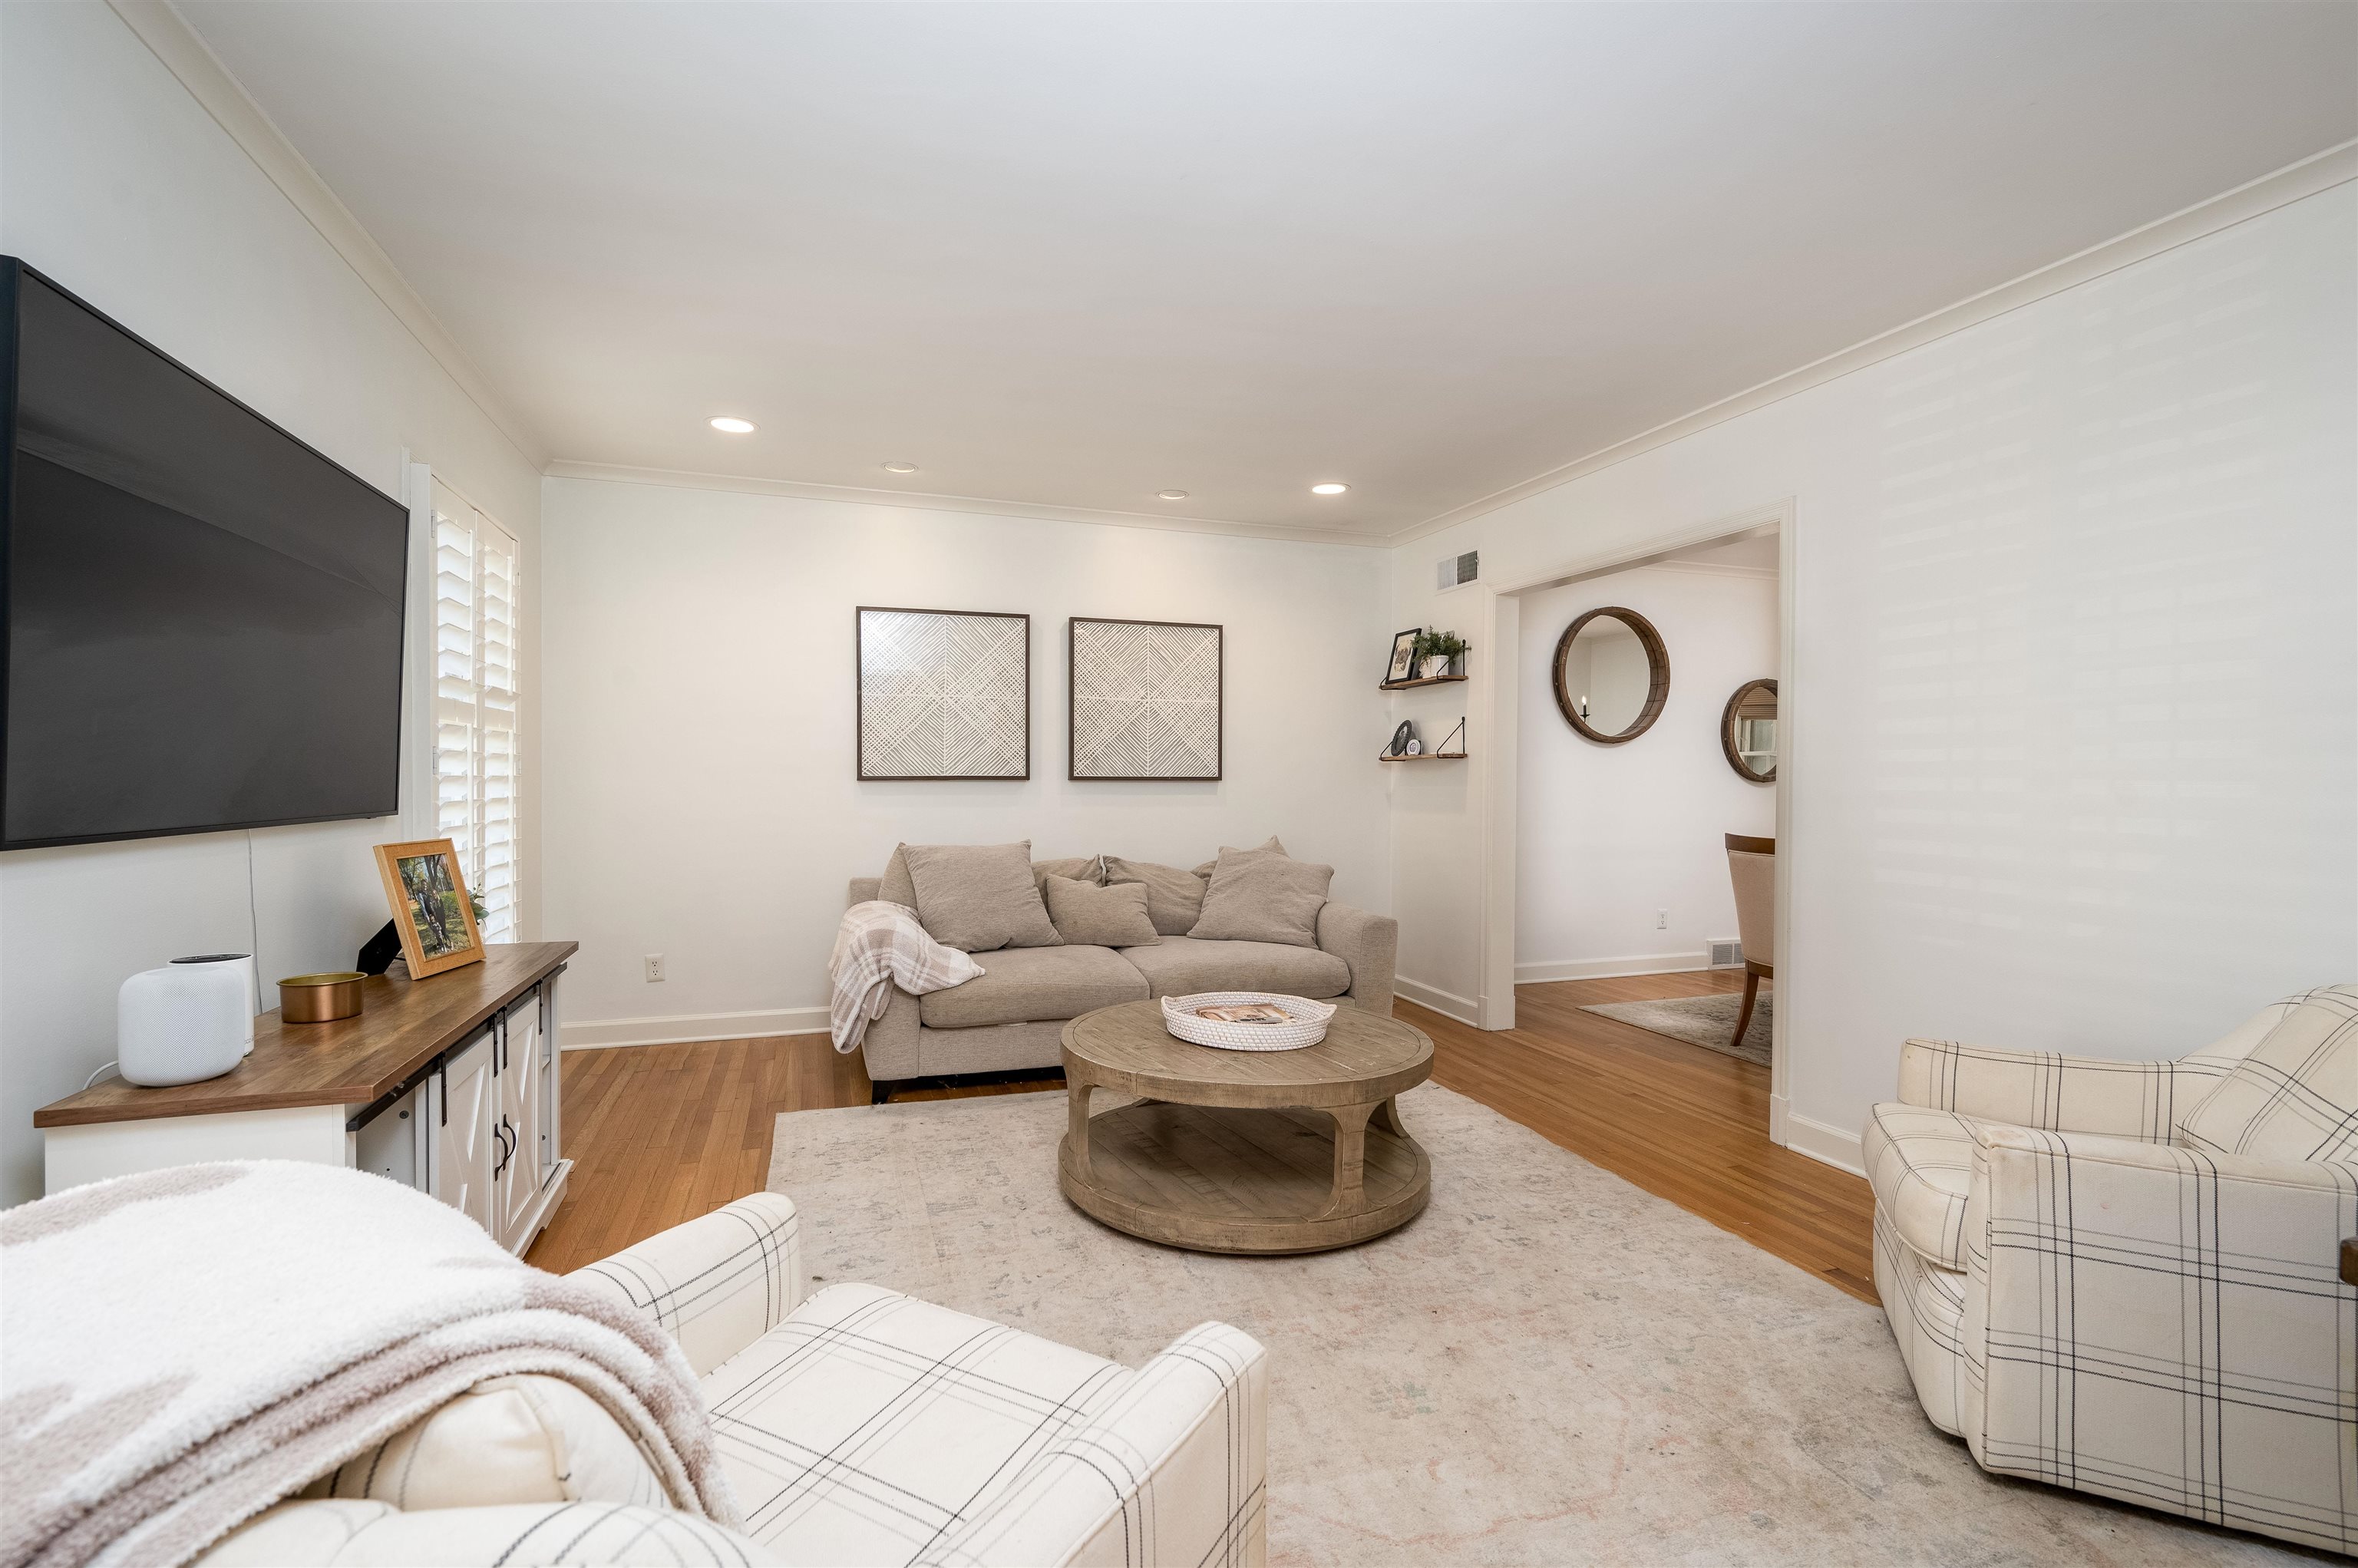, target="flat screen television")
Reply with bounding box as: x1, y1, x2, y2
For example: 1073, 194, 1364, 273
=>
1, 259, 408, 850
